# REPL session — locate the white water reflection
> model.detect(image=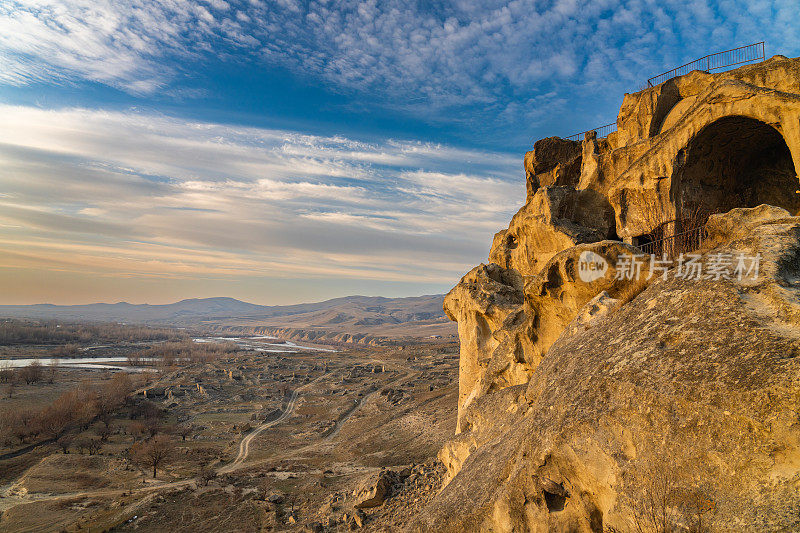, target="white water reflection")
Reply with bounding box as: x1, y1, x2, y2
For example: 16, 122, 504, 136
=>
191, 336, 336, 353
0, 357, 144, 372
0, 336, 334, 372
